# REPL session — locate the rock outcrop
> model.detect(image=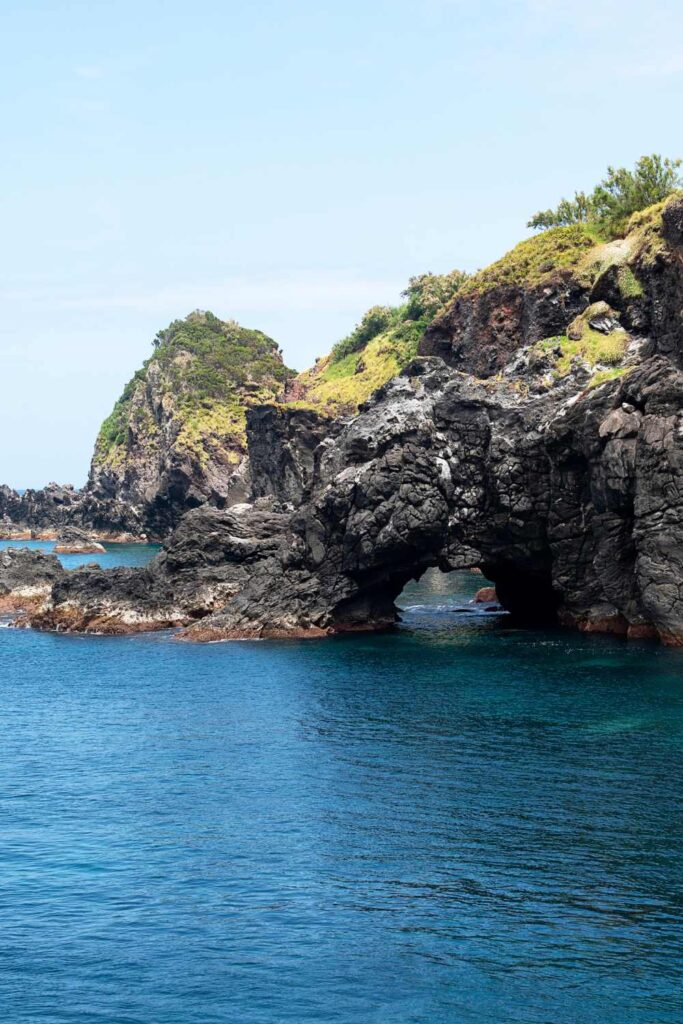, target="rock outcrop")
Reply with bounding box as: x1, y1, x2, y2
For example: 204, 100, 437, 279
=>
1, 483, 82, 539
5, 193, 683, 646
53, 527, 106, 555
0, 547, 65, 614
0, 280, 466, 541
85, 311, 295, 538
247, 405, 343, 506
17, 348, 683, 646
0, 483, 142, 541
